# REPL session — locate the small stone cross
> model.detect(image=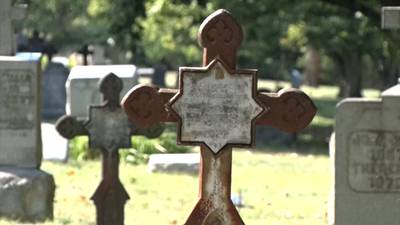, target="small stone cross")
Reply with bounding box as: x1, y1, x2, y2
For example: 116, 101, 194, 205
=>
0, 0, 27, 55
56, 73, 164, 225
122, 9, 316, 225
382, 7, 400, 29
78, 44, 94, 65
